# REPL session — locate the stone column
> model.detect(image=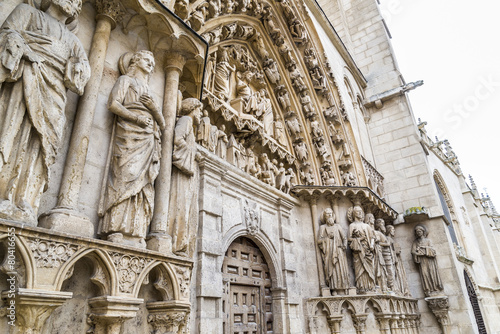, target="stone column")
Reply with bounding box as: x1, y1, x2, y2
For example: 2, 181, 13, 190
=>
2, 289, 72, 334
39, 0, 123, 237
271, 287, 288, 333
327, 316, 342, 334
352, 314, 367, 334
88, 295, 142, 334
147, 52, 186, 253
307, 195, 330, 296
146, 300, 190, 334
375, 314, 391, 334
390, 316, 400, 334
